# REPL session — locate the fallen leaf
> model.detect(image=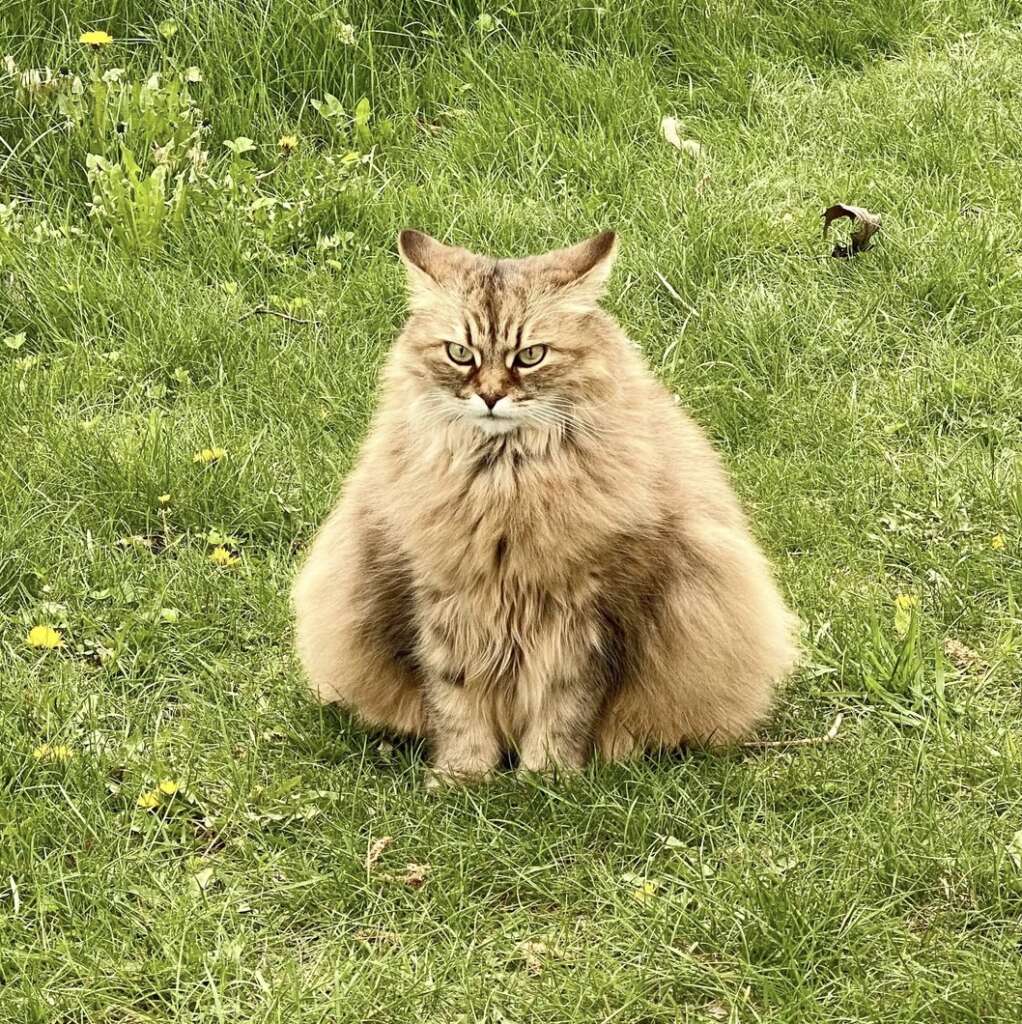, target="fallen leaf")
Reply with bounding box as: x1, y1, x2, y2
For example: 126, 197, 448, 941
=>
401, 863, 429, 888
365, 835, 393, 873
822, 203, 881, 257
379, 862, 430, 888
943, 638, 986, 674
660, 116, 703, 159
514, 939, 564, 976
354, 927, 402, 946
189, 866, 215, 893
517, 940, 548, 976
